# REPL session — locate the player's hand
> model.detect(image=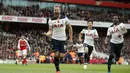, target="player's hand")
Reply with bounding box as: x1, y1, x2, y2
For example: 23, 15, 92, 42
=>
69, 39, 73, 45
69, 39, 73, 43
68, 39, 73, 47
104, 40, 108, 48
79, 38, 82, 42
